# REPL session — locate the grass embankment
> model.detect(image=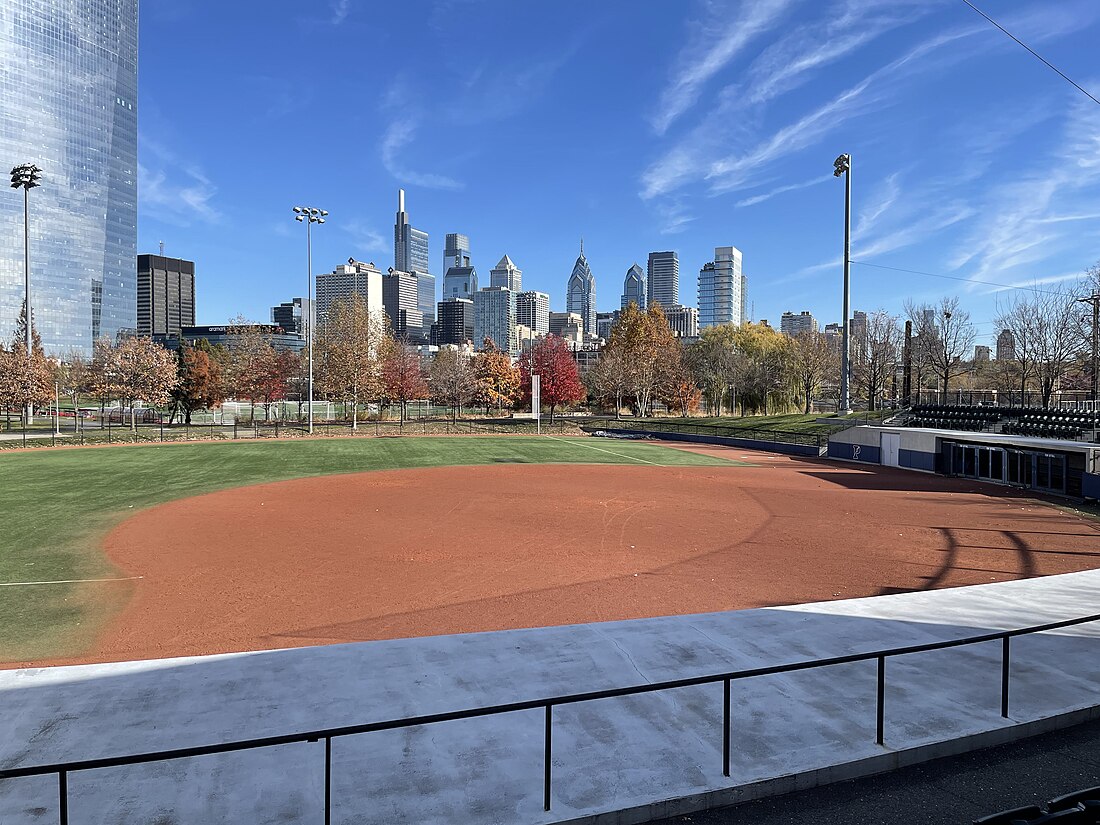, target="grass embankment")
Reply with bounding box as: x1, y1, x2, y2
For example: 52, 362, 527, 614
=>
0, 436, 738, 662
